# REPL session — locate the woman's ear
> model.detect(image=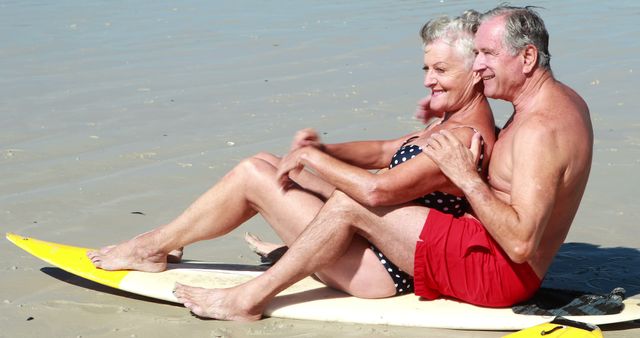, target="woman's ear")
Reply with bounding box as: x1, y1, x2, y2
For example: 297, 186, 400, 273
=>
522, 44, 538, 74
